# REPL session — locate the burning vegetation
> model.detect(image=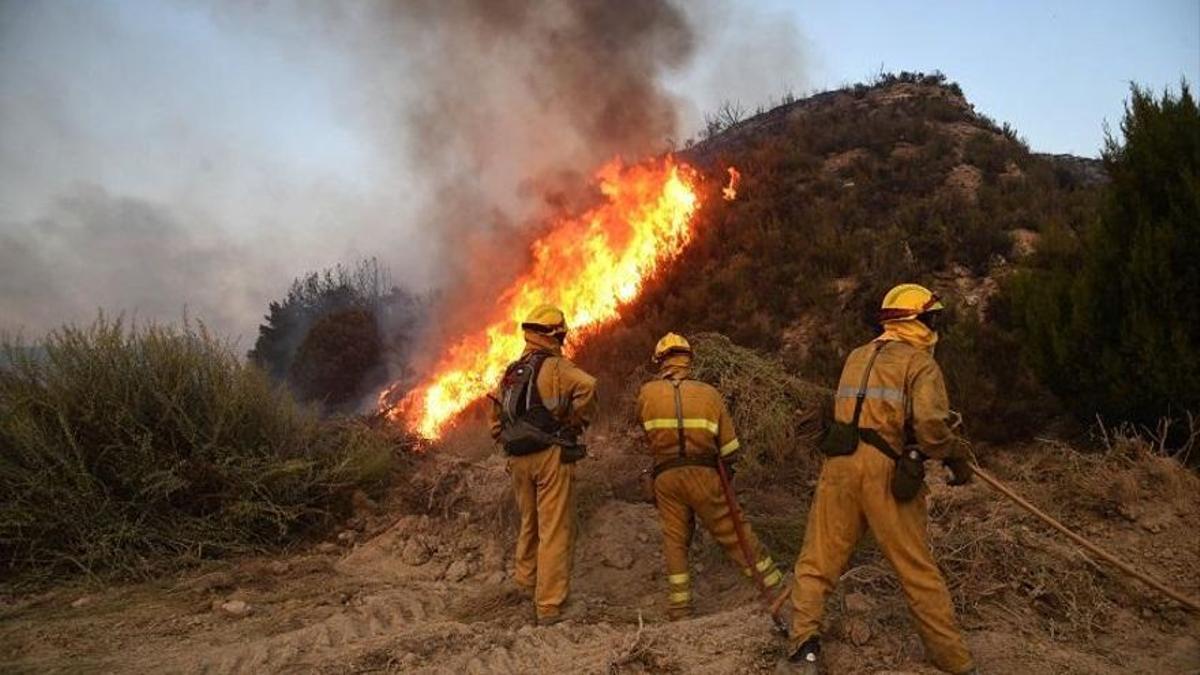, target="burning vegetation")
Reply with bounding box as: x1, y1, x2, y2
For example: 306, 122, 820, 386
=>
379, 157, 709, 440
